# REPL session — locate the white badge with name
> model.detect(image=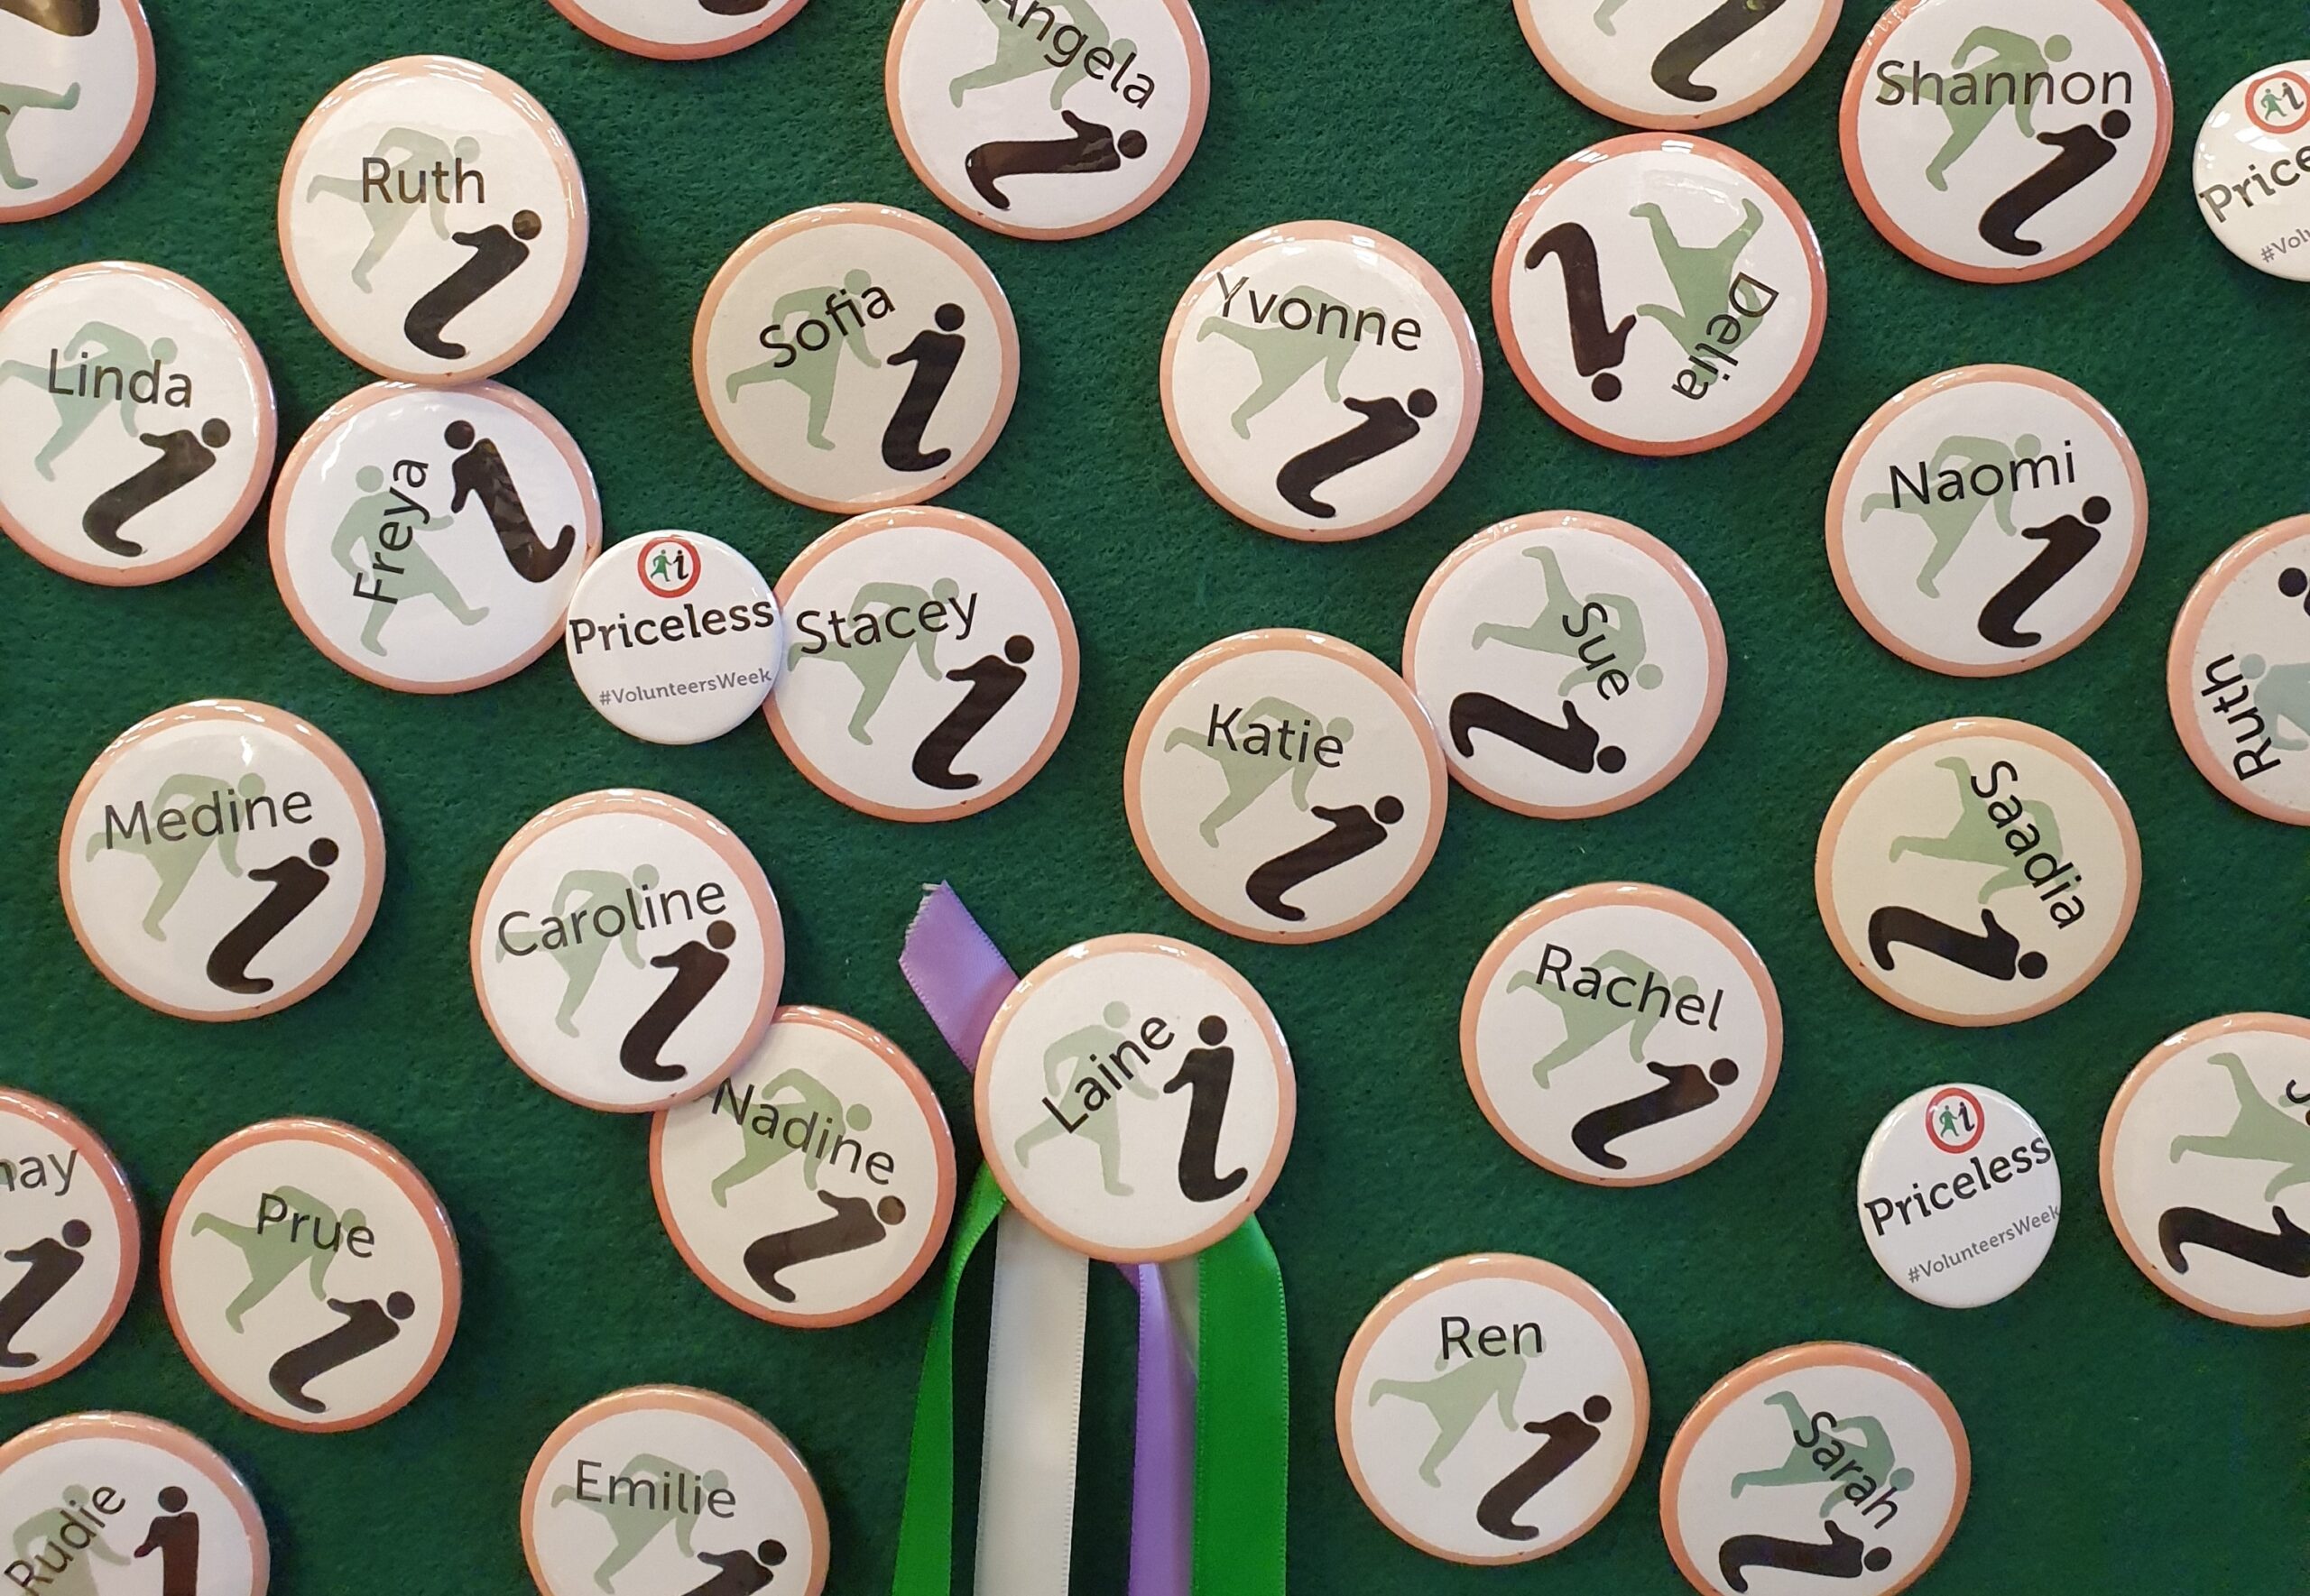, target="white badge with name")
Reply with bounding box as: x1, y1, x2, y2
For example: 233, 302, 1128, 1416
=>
0, 1091, 138, 1392
565, 530, 784, 744
0, 0, 154, 222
